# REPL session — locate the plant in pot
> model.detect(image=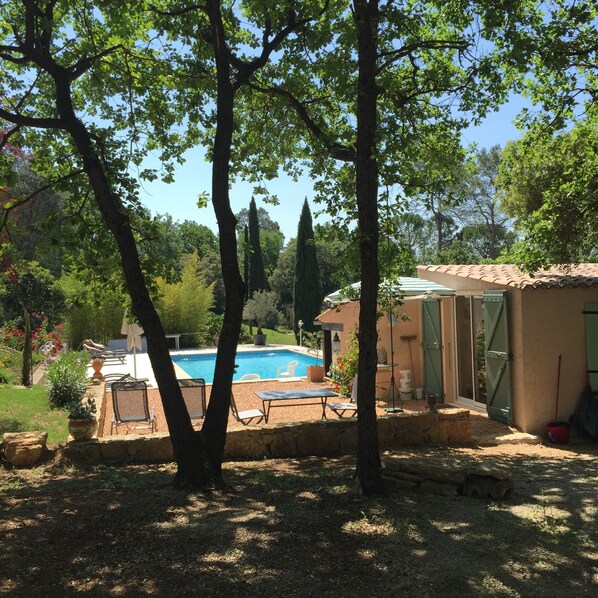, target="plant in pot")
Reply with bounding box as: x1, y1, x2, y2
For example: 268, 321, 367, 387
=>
67, 395, 98, 441
243, 290, 281, 346
304, 330, 325, 382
